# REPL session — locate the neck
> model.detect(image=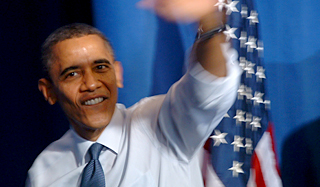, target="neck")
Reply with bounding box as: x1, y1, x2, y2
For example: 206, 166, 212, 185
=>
71, 122, 107, 141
